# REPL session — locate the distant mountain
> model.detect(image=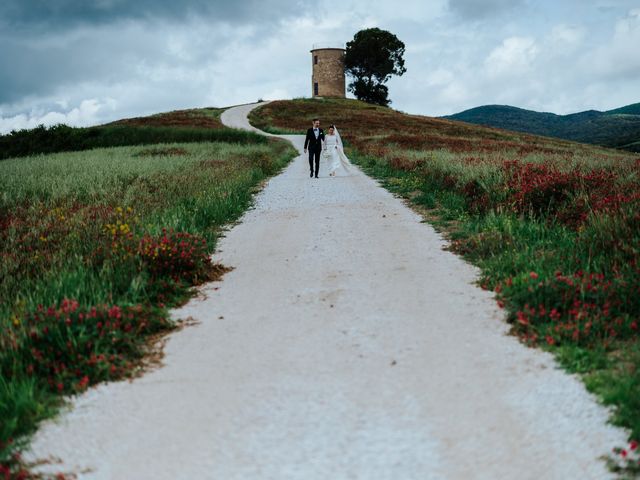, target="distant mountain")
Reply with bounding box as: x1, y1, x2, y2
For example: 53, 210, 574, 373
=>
606, 103, 640, 116
443, 103, 640, 152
